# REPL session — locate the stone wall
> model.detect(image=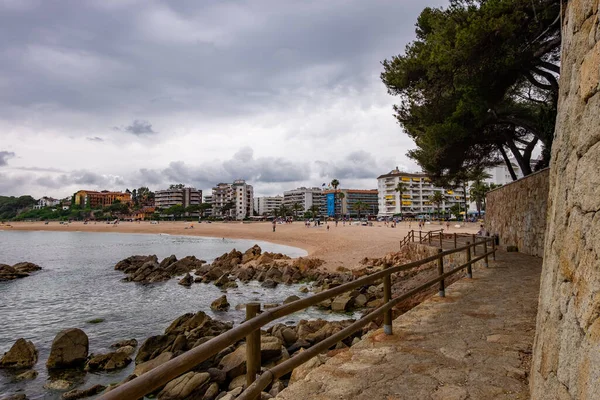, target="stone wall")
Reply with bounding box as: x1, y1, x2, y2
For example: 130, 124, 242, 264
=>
530, 1, 600, 398
485, 168, 550, 257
